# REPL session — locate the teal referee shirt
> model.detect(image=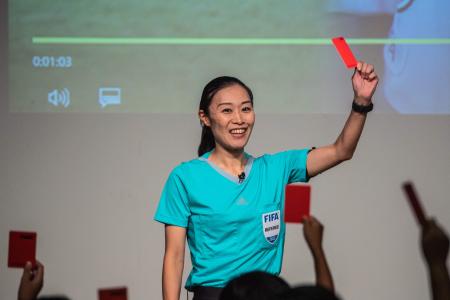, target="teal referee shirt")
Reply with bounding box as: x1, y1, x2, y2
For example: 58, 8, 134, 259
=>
154, 149, 309, 289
